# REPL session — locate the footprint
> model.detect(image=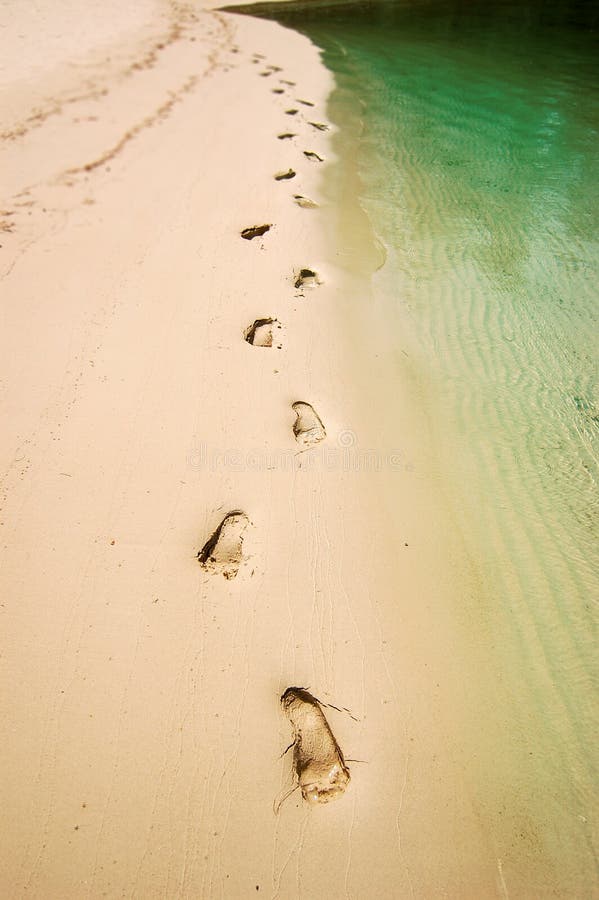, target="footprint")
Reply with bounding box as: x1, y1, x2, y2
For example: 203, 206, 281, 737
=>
244, 317, 281, 347
274, 169, 296, 181
292, 401, 326, 446
285, 109, 299, 116
197, 511, 249, 579
277, 133, 296, 140
309, 122, 329, 131
272, 88, 285, 94
267, 65, 283, 72
280, 688, 350, 805
294, 195, 318, 209
241, 224, 271, 240
297, 99, 315, 107
294, 267, 320, 289
280, 79, 296, 86
260, 71, 273, 77
303, 151, 324, 162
